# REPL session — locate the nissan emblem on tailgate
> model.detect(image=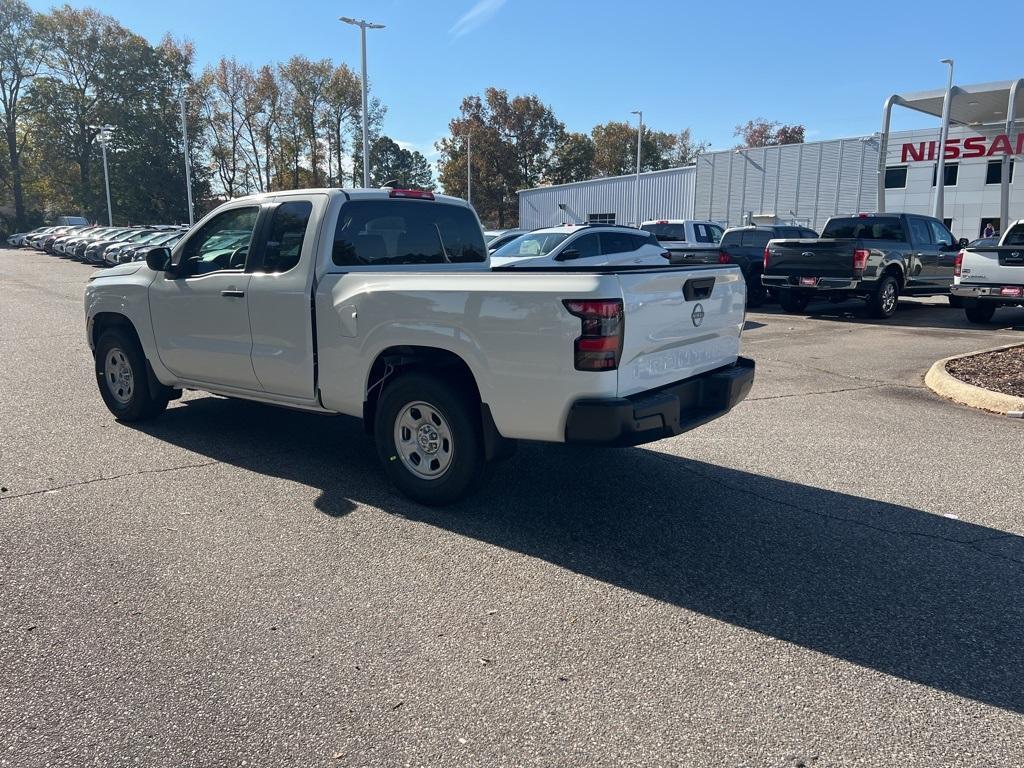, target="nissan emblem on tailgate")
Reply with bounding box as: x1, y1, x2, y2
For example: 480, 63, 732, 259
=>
691, 303, 705, 327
